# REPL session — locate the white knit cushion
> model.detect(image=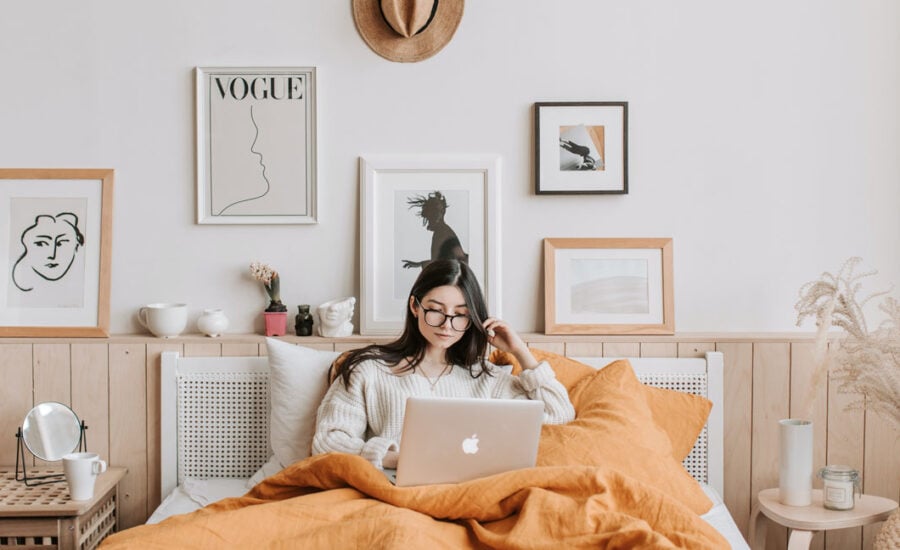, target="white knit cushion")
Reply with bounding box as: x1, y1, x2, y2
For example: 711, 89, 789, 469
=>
262, 338, 339, 472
